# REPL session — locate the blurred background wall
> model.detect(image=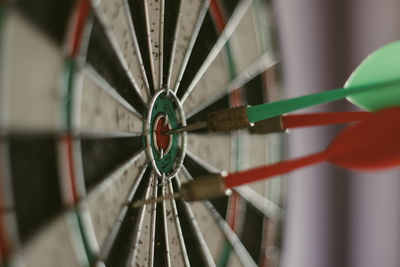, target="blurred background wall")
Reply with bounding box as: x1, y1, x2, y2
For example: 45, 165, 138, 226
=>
275, 1, 400, 267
